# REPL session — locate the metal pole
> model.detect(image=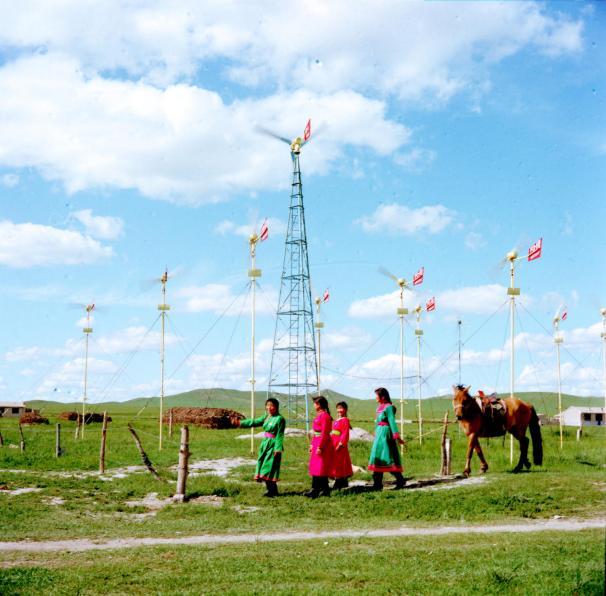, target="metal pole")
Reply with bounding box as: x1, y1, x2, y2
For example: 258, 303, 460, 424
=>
601, 309, 606, 424
458, 319, 462, 385
508, 258, 516, 464
248, 237, 260, 455
554, 318, 563, 450
397, 288, 408, 453
81, 309, 92, 439
315, 298, 323, 394
416, 308, 423, 445
159, 281, 166, 451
